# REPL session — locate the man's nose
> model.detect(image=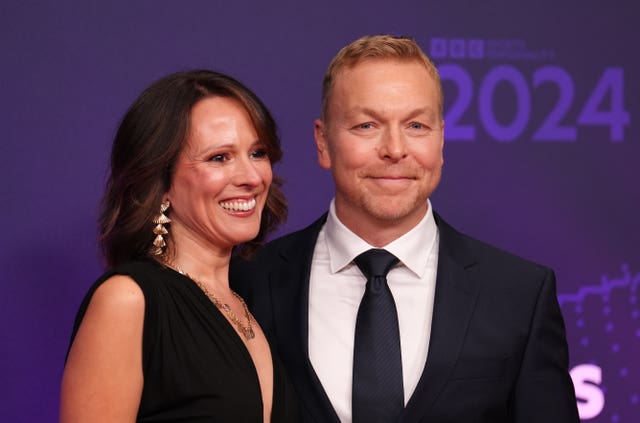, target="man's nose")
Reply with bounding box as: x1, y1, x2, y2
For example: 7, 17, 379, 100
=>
379, 127, 407, 161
